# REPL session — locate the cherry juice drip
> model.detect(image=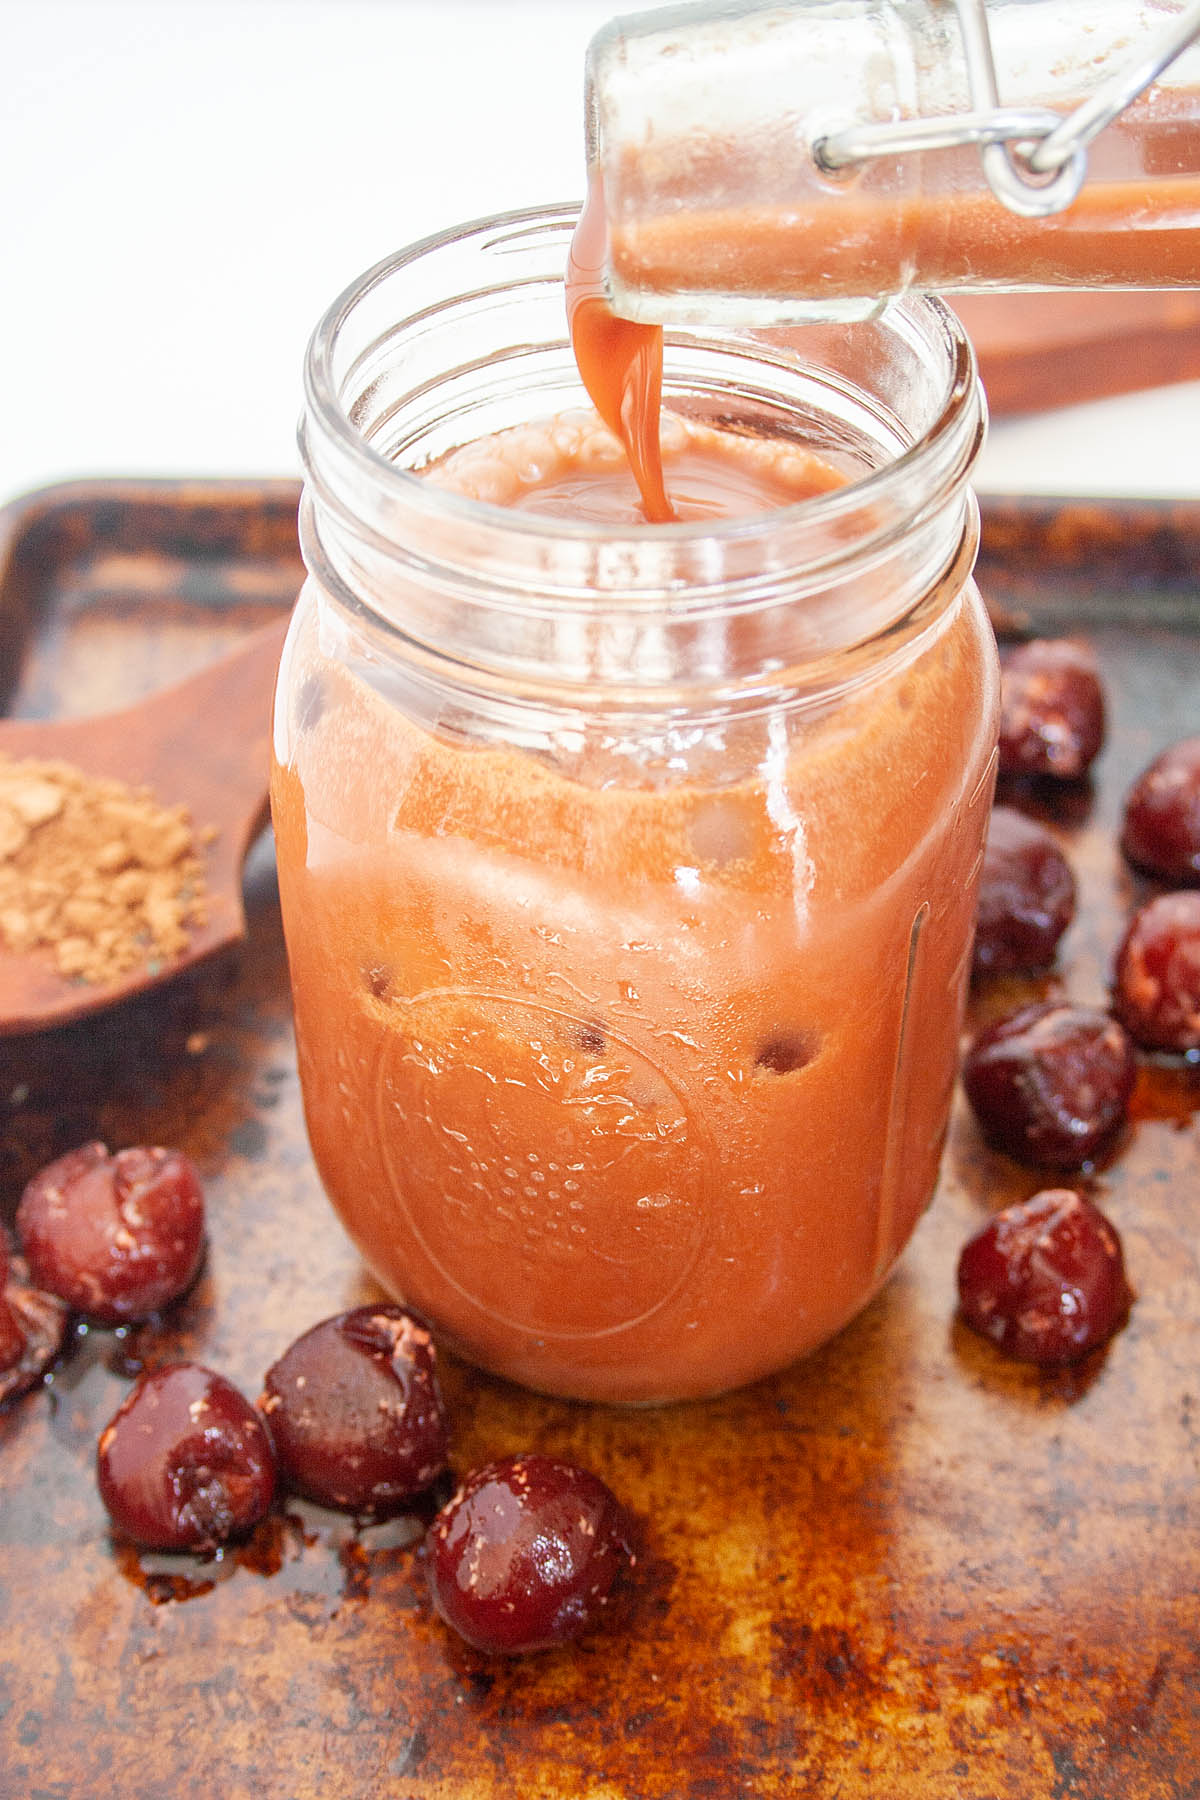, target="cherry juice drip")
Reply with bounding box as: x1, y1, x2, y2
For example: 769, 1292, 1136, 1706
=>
566, 179, 675, 524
